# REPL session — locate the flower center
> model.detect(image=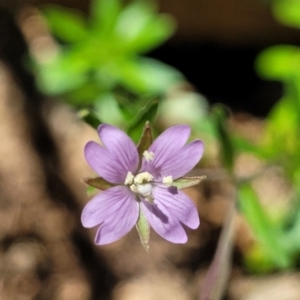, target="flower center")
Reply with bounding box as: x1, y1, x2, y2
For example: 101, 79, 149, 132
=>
125, 171, 154, 200
132, 183, 152, 197
124, 171, 173, 203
